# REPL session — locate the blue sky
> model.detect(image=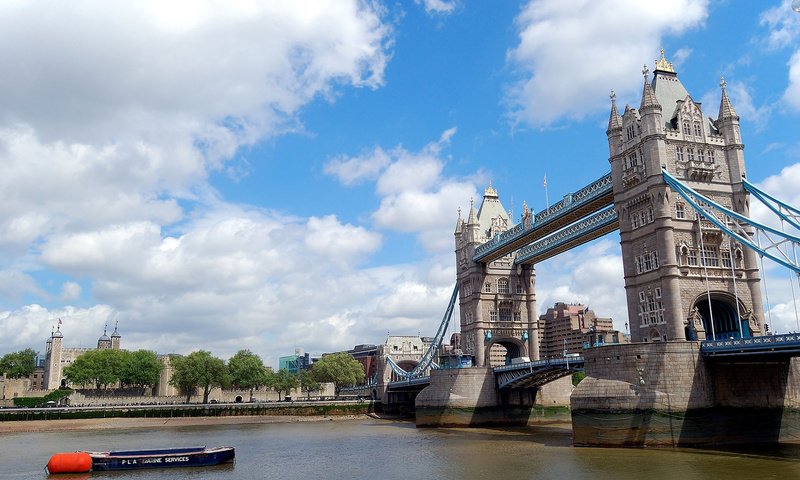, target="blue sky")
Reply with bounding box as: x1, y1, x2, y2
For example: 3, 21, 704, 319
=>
1, 0, 800, 367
